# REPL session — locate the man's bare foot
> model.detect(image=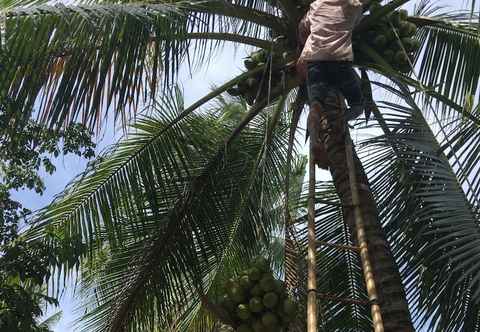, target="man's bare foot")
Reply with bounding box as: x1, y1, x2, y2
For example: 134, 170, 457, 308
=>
308, 104, 330, 169
311, 139, 329, 169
